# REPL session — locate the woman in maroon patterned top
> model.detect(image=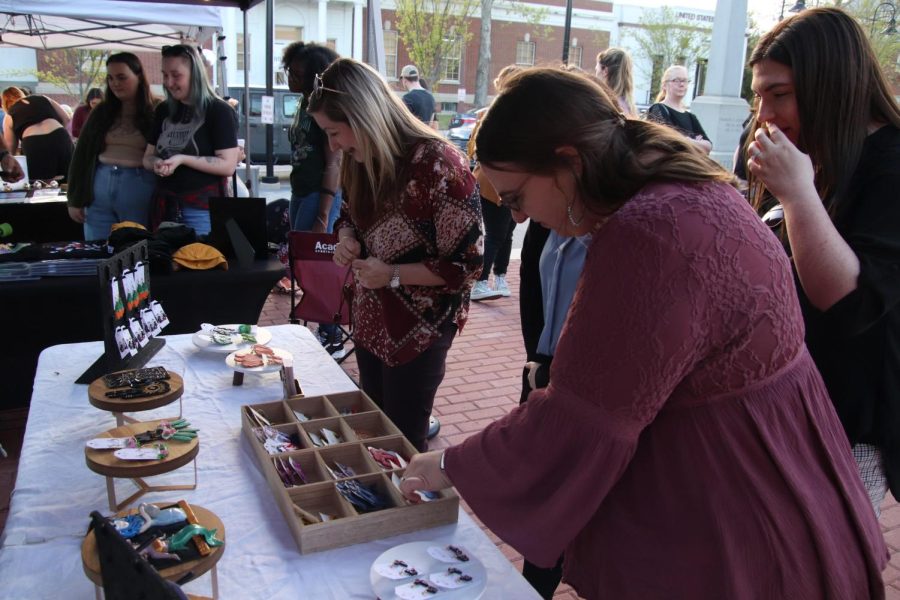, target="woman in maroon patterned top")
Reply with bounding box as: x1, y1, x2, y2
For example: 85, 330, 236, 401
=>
308, 58, 483, 450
